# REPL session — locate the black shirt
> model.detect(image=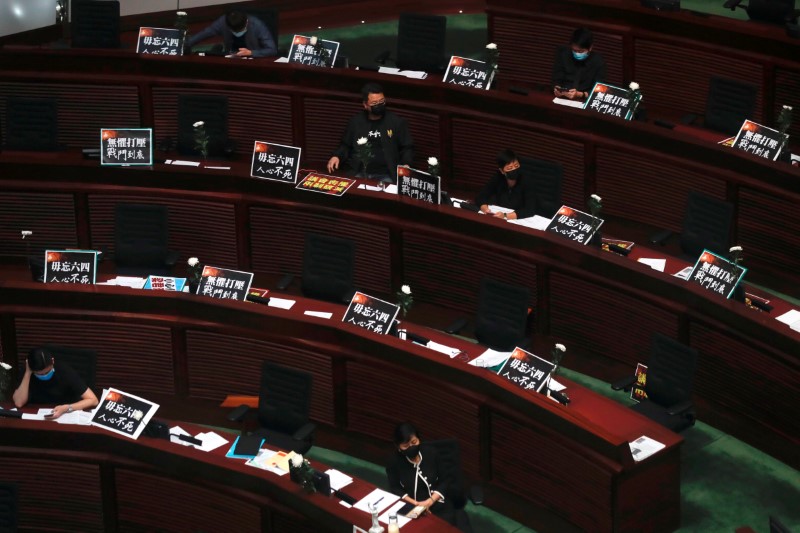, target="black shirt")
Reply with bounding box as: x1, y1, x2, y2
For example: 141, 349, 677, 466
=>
552, 46, 607, 93
333, 109, 414, 178
475, 172, 537, 219
231, 33, 247, 53
386, 444, 448, 503
26, 361, 87, 405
